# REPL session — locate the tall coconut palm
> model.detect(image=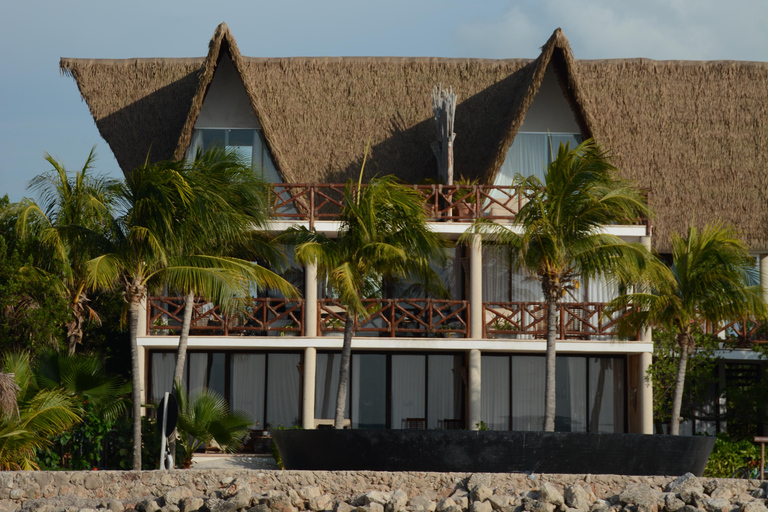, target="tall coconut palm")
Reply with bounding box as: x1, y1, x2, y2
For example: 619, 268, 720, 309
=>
87, 157, 288, 470
467, 139, 656, 431
611, 224, 766, 434
281, 175, 447, 429
12, 149, 116, 354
